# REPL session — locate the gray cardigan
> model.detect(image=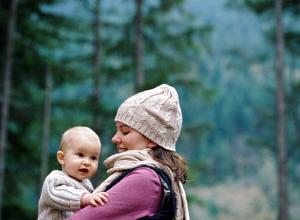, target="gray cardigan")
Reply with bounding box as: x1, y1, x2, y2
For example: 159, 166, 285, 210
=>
38, 170, 94, 220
